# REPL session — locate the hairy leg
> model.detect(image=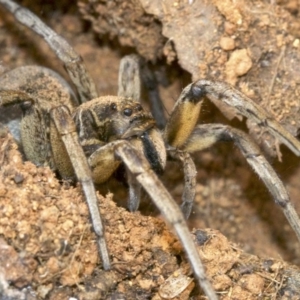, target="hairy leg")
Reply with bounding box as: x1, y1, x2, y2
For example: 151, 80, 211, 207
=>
118, 54, 166, 128
113, 140, 218, 300
87, 138, 218, 298
50, 105, 110, 270
0, 0, 98, 103
165, 80, 300, 155
183, 123, 300, 243
167, 149, 197, 219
